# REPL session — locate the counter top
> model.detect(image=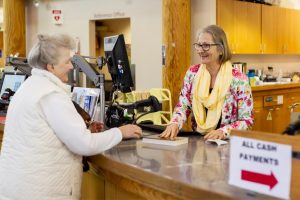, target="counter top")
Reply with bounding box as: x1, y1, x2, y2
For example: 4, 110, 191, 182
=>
88, 131, 276, 200
251, 82, 300, 92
